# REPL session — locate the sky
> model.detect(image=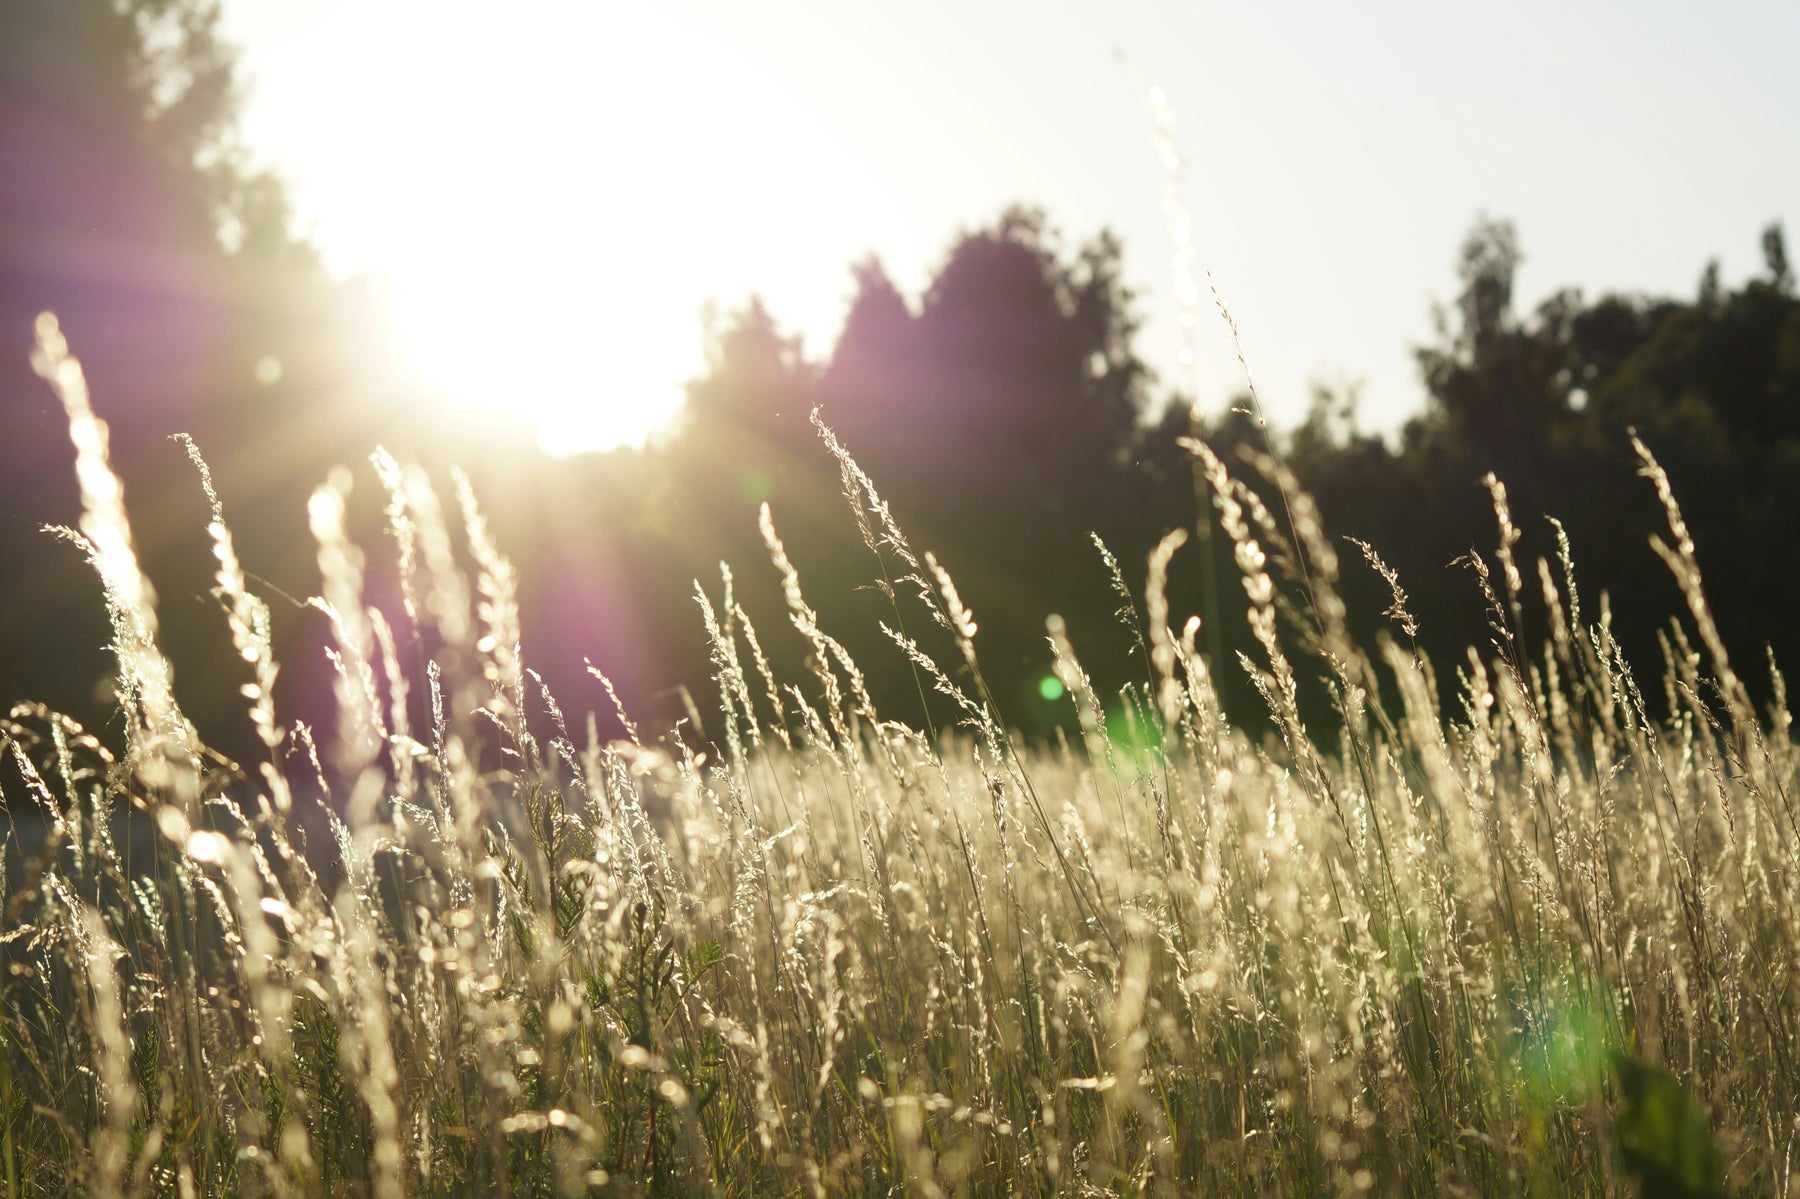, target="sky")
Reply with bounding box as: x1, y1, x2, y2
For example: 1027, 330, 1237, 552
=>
218, 0, 1800, 455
